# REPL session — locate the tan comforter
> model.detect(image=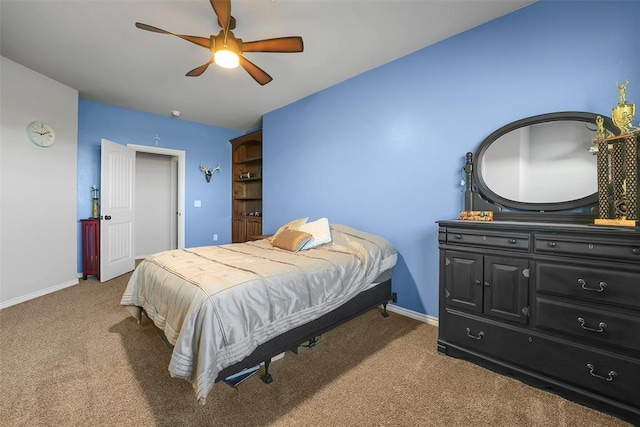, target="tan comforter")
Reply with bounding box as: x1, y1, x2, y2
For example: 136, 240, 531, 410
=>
120, 224, 397, 404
